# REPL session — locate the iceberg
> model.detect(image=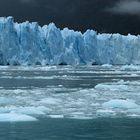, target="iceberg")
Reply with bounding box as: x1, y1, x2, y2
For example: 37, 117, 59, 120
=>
102, 99, 139, 109
0, 113, 37, 122
0, 16, 140, 65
